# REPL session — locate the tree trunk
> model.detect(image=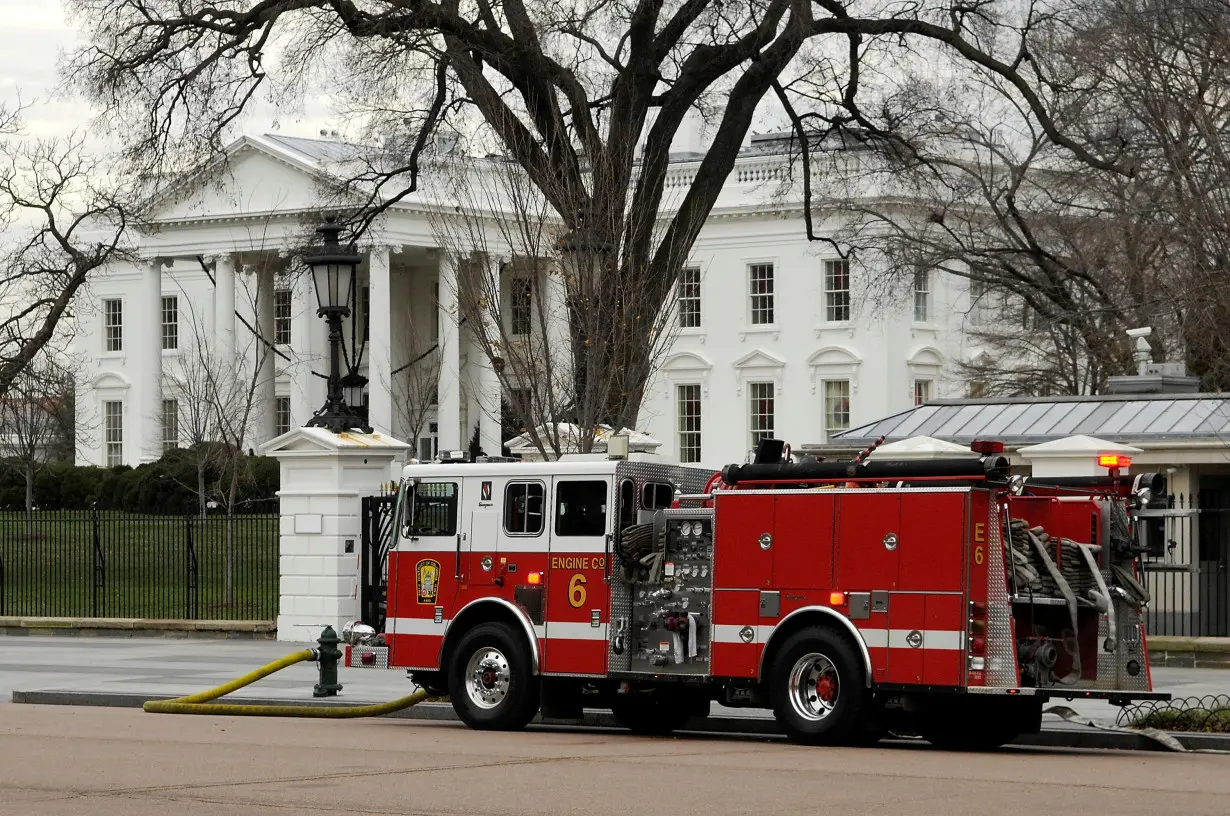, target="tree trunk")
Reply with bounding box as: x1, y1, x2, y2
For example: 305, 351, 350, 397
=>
24, 463, 34, 538
225, 457, 240, 606
197, 462, 207, 519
